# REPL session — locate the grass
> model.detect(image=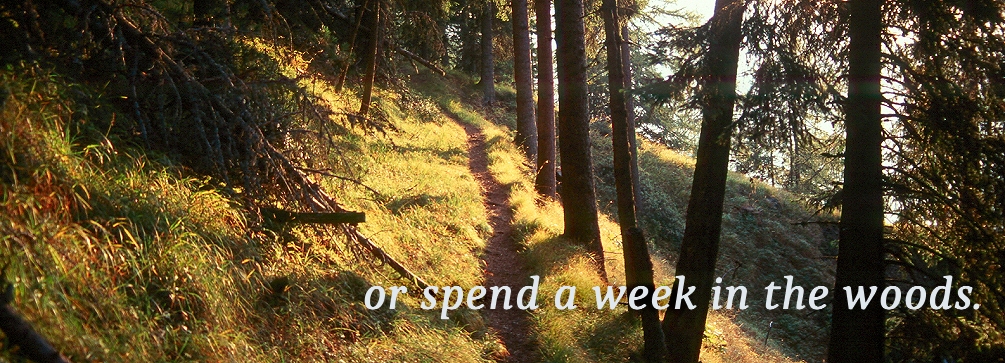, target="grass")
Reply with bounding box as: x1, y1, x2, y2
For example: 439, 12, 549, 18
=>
407, 69, 832, 362
2, 67, 270, 361
1, 59, 502, 361
2, 50, 833, 362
